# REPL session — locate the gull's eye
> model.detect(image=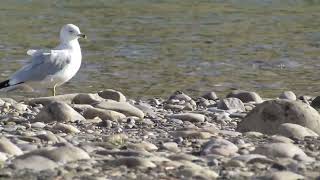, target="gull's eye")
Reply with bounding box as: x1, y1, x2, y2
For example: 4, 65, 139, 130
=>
69, 30, 74, 33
